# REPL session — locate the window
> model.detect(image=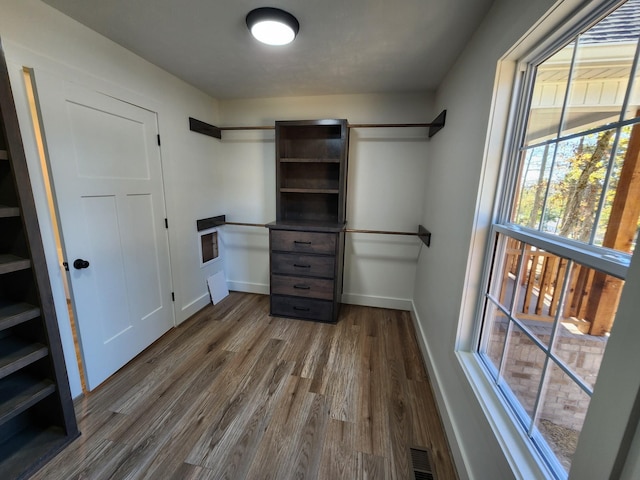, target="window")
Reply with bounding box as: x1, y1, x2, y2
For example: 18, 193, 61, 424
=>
477, 0, 640, 477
